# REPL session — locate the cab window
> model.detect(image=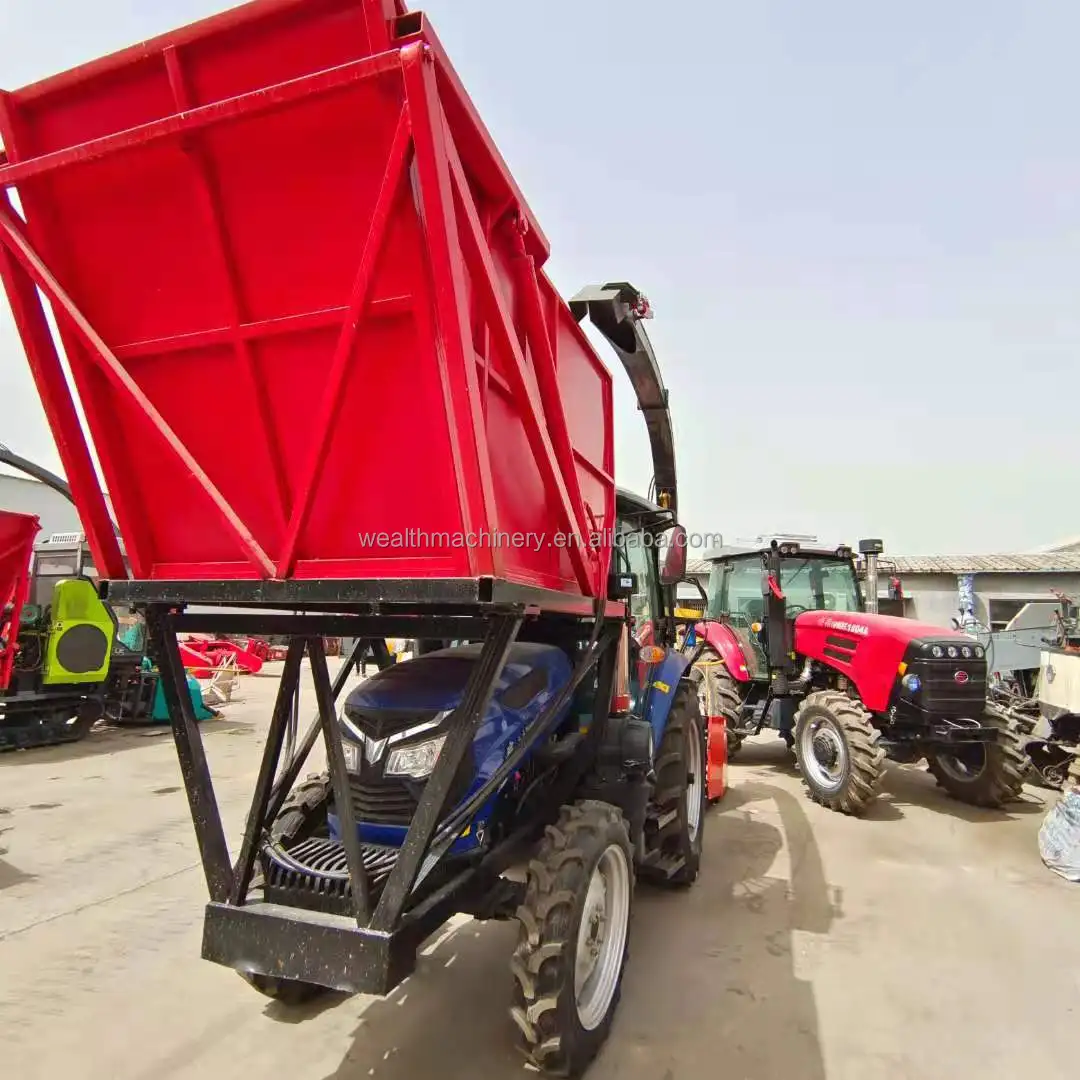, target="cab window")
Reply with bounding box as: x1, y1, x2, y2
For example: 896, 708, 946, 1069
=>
615, 522, 657, 634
